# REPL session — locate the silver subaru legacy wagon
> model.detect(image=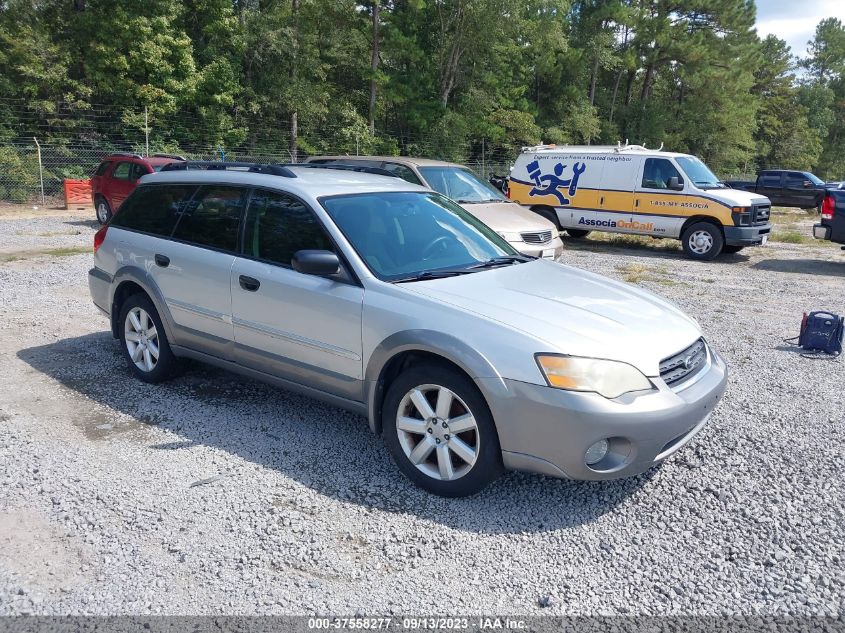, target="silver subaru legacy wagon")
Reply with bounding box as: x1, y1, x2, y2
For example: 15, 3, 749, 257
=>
88, 164, 727, 496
